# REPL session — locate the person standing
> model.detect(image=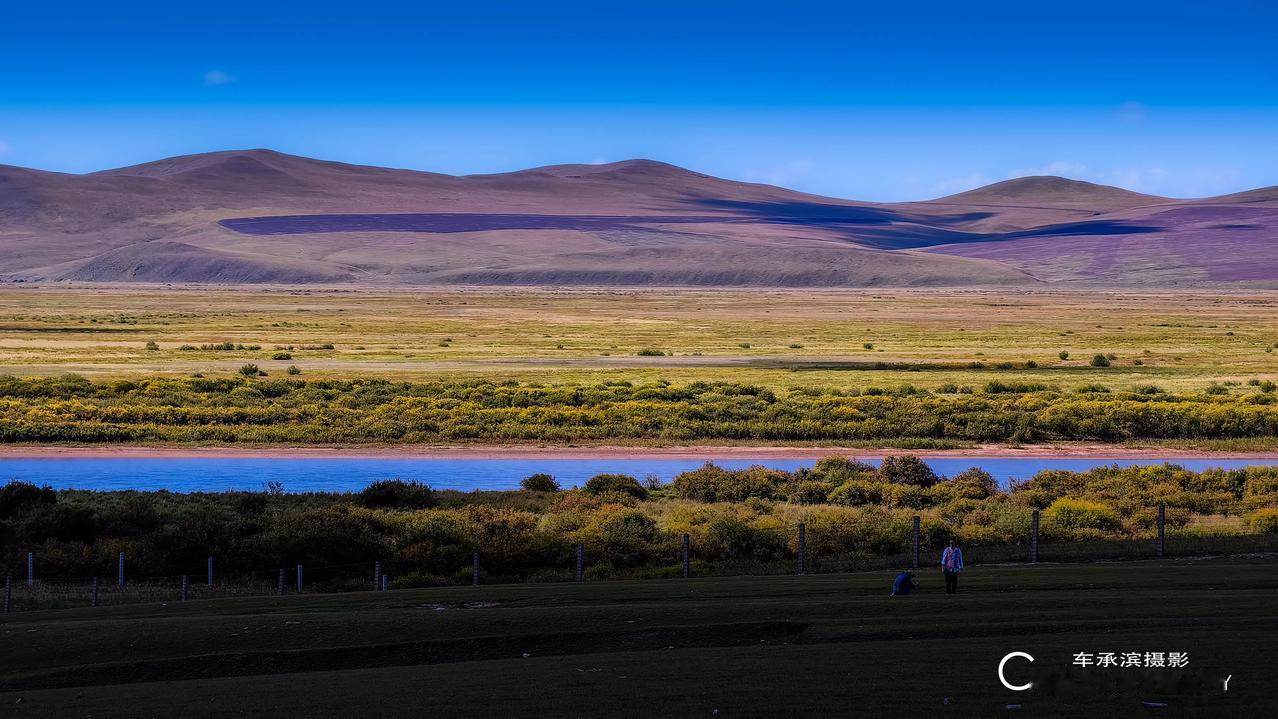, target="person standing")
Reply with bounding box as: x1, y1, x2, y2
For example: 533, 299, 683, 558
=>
940, 540, 964, 594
